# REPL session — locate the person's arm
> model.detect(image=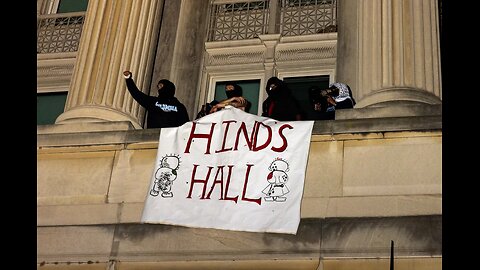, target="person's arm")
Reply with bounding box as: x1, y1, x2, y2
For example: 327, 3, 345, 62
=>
123, 71, 154, 109
229, 97, 248, 111
210, 96, 247, 113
